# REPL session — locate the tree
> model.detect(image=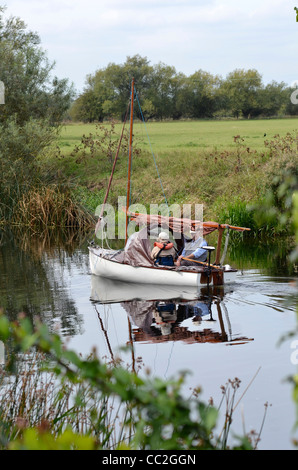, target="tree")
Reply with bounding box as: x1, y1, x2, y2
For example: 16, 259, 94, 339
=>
88, 55, 154, 121
222, 69, 263, 118
0, 6, 74, 127
69, 89, 103, 122
258, 81, 289, 117
180, 70, 222, 118
148, 63, 183, 120
0, 6, 75, 222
